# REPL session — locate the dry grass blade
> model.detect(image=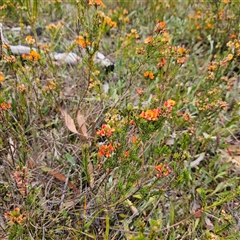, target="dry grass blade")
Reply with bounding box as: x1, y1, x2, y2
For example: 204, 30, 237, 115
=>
88, 161, 94, 188
60, 108, 79, 134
